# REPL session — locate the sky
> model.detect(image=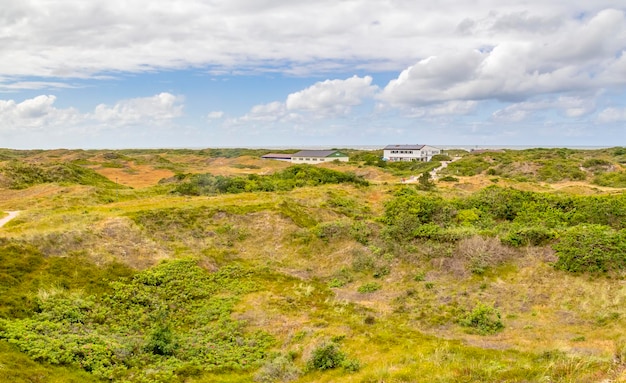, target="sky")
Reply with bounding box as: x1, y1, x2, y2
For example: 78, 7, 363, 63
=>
1, 1, 626, 149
